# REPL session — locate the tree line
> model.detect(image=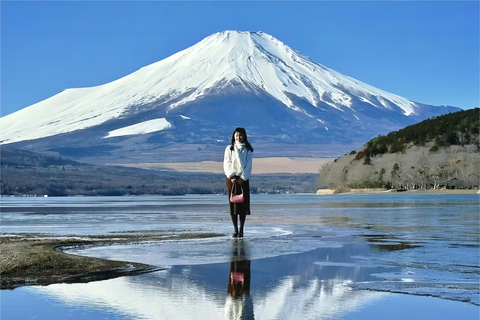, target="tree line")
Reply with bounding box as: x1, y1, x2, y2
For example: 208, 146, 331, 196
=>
1, 147, 318, 196
354, 108, 479, 164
